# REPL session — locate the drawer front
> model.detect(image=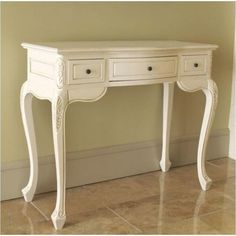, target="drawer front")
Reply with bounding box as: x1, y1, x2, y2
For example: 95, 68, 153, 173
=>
180, 55, 208, 76
68, 59, 105, 84
109, 57, 177, 81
